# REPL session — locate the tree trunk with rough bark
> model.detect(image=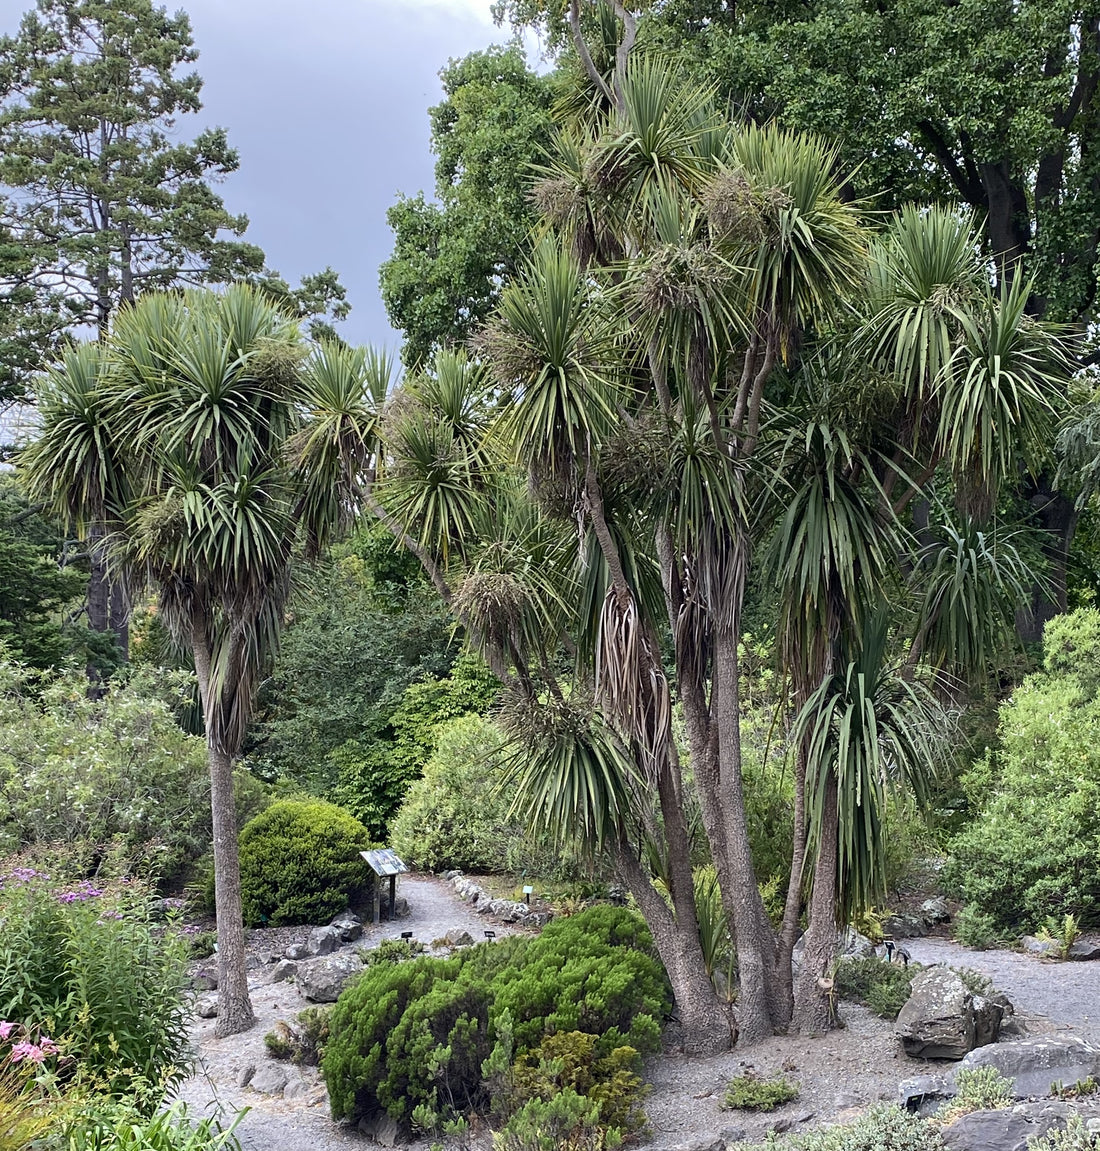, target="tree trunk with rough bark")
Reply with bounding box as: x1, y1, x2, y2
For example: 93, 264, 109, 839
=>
614, 843, 731, 1055
713, 624, 782, 1042
793, 772, 839, 1035
192, 622, 255, 1037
